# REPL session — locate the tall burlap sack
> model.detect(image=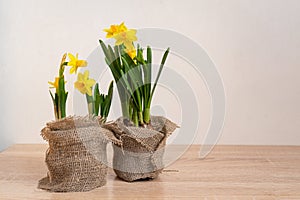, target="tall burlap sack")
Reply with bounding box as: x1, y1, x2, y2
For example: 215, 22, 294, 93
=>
104, 116, 178, 182
38, 116, 121, 192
